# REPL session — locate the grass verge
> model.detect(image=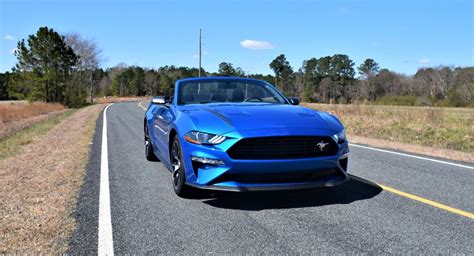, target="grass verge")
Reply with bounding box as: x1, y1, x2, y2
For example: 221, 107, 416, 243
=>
0, 104, 103, 254
304, 103, 473, 155
0, 110, 76, 160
